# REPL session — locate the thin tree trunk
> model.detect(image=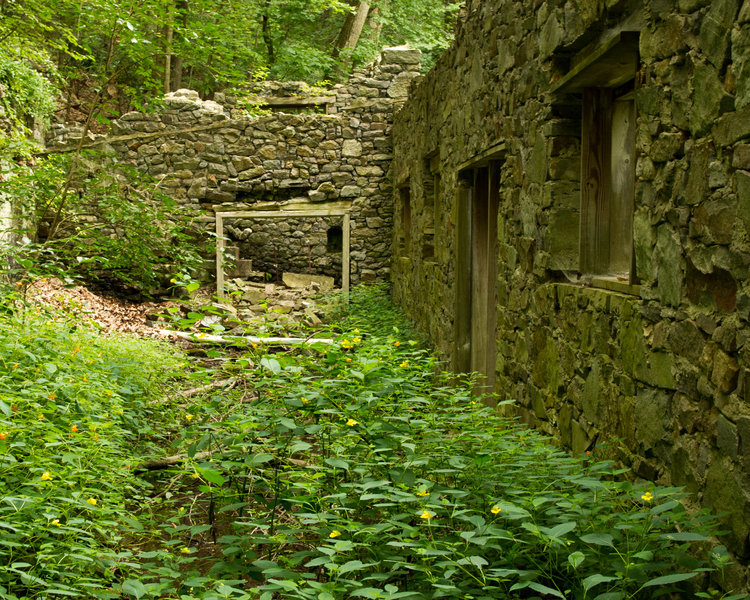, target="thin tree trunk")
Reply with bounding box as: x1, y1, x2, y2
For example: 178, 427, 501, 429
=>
163, 2, 174, 94
366, 0, 384, 48
262, 0, 274, 64
333, 1, 370, 59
